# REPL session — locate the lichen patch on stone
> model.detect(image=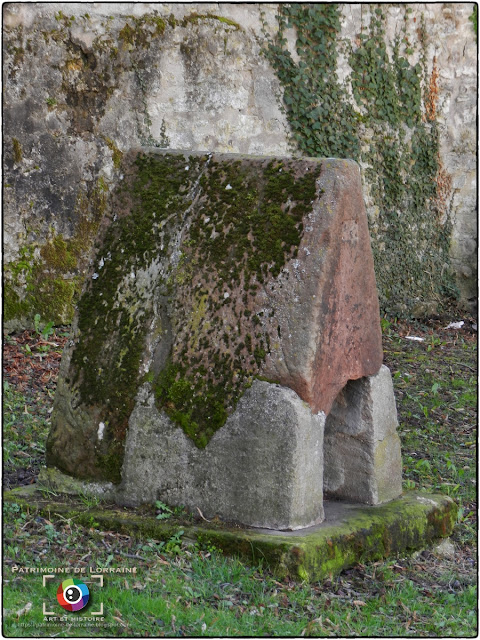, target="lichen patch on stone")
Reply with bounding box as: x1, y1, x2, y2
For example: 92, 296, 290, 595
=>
47, 151, 382, 483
